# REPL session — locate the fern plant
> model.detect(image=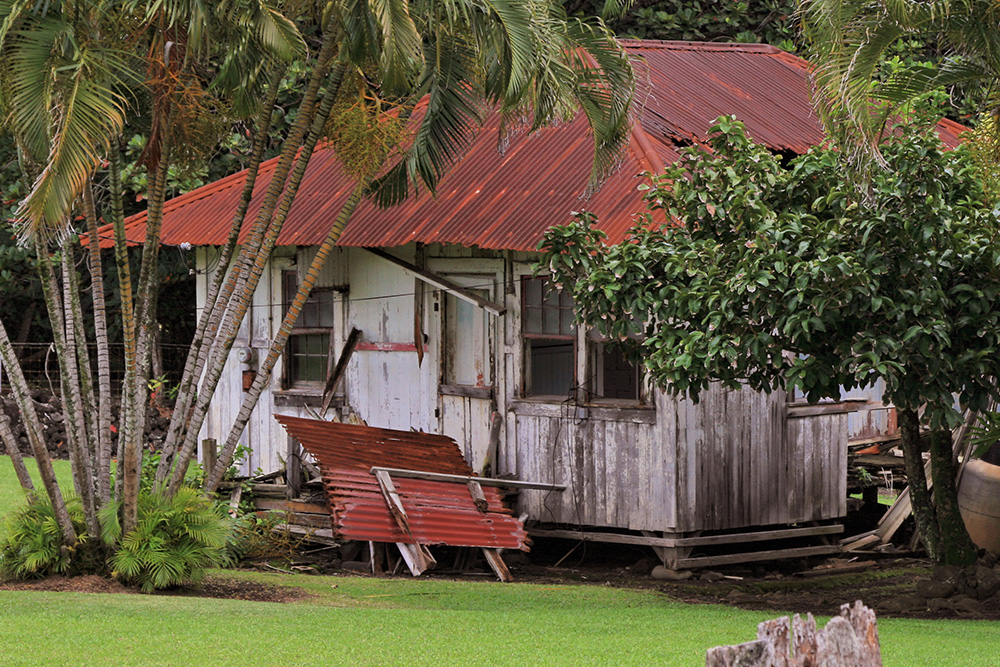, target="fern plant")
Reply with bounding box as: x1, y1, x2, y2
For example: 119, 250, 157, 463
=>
0, 496, 89, 580
100, 487, 231, 592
